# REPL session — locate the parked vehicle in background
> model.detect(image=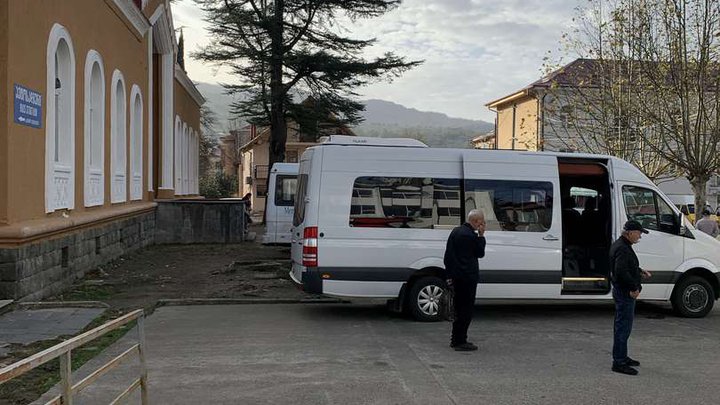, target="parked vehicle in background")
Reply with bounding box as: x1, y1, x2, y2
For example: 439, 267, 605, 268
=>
290, 136, 720, 321
669, 195, 716, 225
262, 163, 299, 245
